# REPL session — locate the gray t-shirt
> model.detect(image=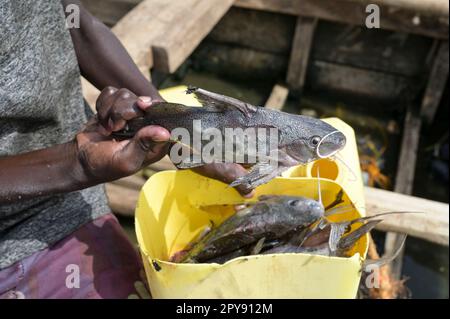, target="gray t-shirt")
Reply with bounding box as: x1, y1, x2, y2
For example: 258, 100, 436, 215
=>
0, 0, 110, 269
